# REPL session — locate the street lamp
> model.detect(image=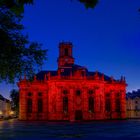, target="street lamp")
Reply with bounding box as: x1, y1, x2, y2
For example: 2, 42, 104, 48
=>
9, 111, 14, 115
0, 111, 3, 115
